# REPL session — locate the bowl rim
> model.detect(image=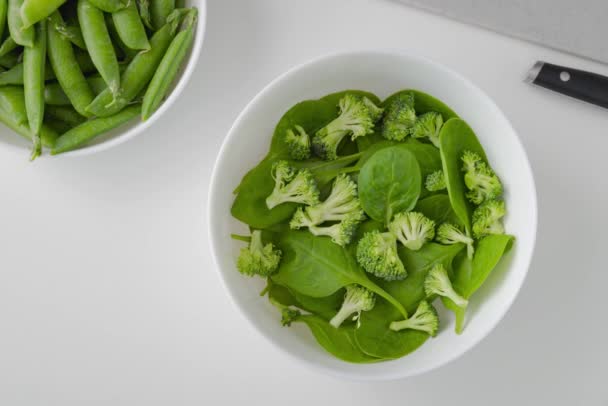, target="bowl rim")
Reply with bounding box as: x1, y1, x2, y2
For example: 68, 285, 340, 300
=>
208, 49, 538, 380
0, 0, 207, 158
